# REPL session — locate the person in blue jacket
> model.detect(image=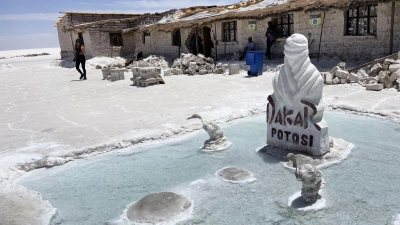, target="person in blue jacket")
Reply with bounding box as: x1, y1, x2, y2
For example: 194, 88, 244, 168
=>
239, 36, 256, 60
